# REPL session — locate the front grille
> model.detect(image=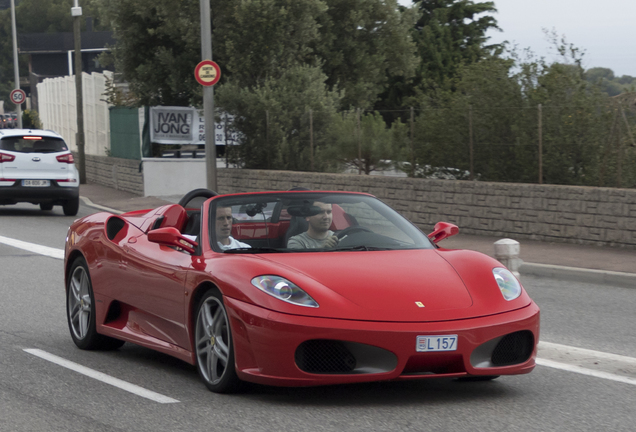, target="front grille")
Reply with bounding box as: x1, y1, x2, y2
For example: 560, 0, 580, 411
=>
491, 331, 534, 366
295, 340, 357, 374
